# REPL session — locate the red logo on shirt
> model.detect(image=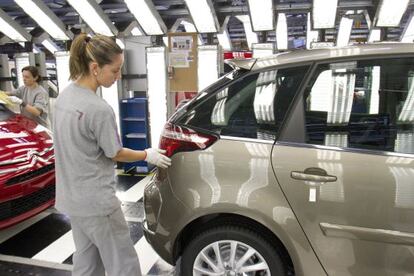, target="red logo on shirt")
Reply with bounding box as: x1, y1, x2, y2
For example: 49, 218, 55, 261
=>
76, 110, 84, 120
